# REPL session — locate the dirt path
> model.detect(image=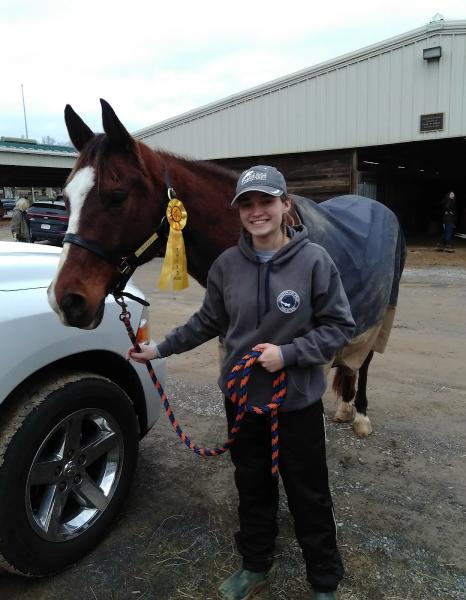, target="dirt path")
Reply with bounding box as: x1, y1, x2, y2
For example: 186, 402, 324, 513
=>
1, 222, 465, 599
